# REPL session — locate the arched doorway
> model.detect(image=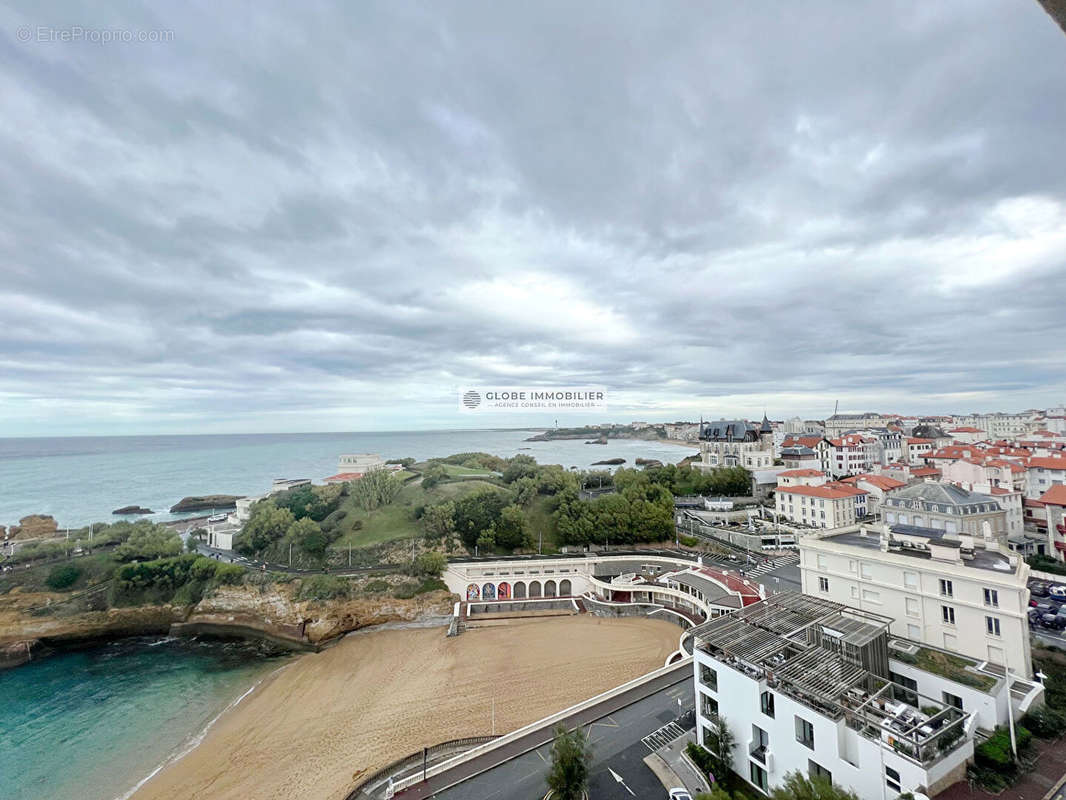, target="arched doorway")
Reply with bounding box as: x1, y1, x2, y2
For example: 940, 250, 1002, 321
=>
559, 579, 572, 596
529, 580, 542, 598
545, 580, 557, 597
513, 581, 527, 599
